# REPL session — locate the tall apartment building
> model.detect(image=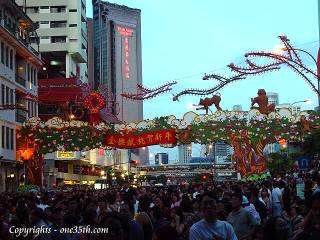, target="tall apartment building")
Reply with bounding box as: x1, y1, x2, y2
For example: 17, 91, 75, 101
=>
92, 0, 143, 122
267, 92, 279, 106
16, 0, 88, 83
155, 153, 169, 165
92, 1, 143, 172
0, 0, 42, 191
178, 144, 192, 163
215, 141, 233, 164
